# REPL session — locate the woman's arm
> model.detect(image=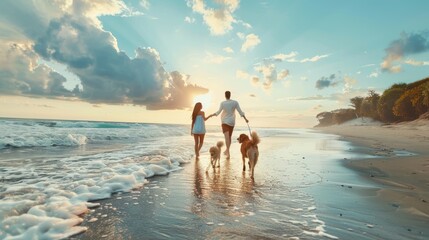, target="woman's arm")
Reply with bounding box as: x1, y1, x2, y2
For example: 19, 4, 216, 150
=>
203, 111, 212, 121
203, 111, 216, 121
